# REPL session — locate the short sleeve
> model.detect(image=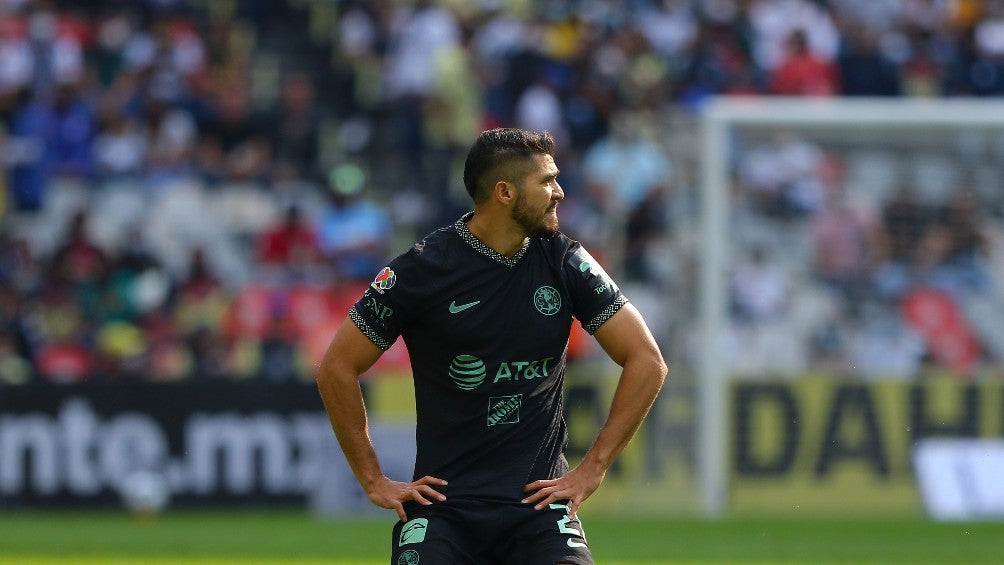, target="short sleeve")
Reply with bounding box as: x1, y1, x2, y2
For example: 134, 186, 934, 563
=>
564, 243, 628, 334
349, 263, 410, 350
